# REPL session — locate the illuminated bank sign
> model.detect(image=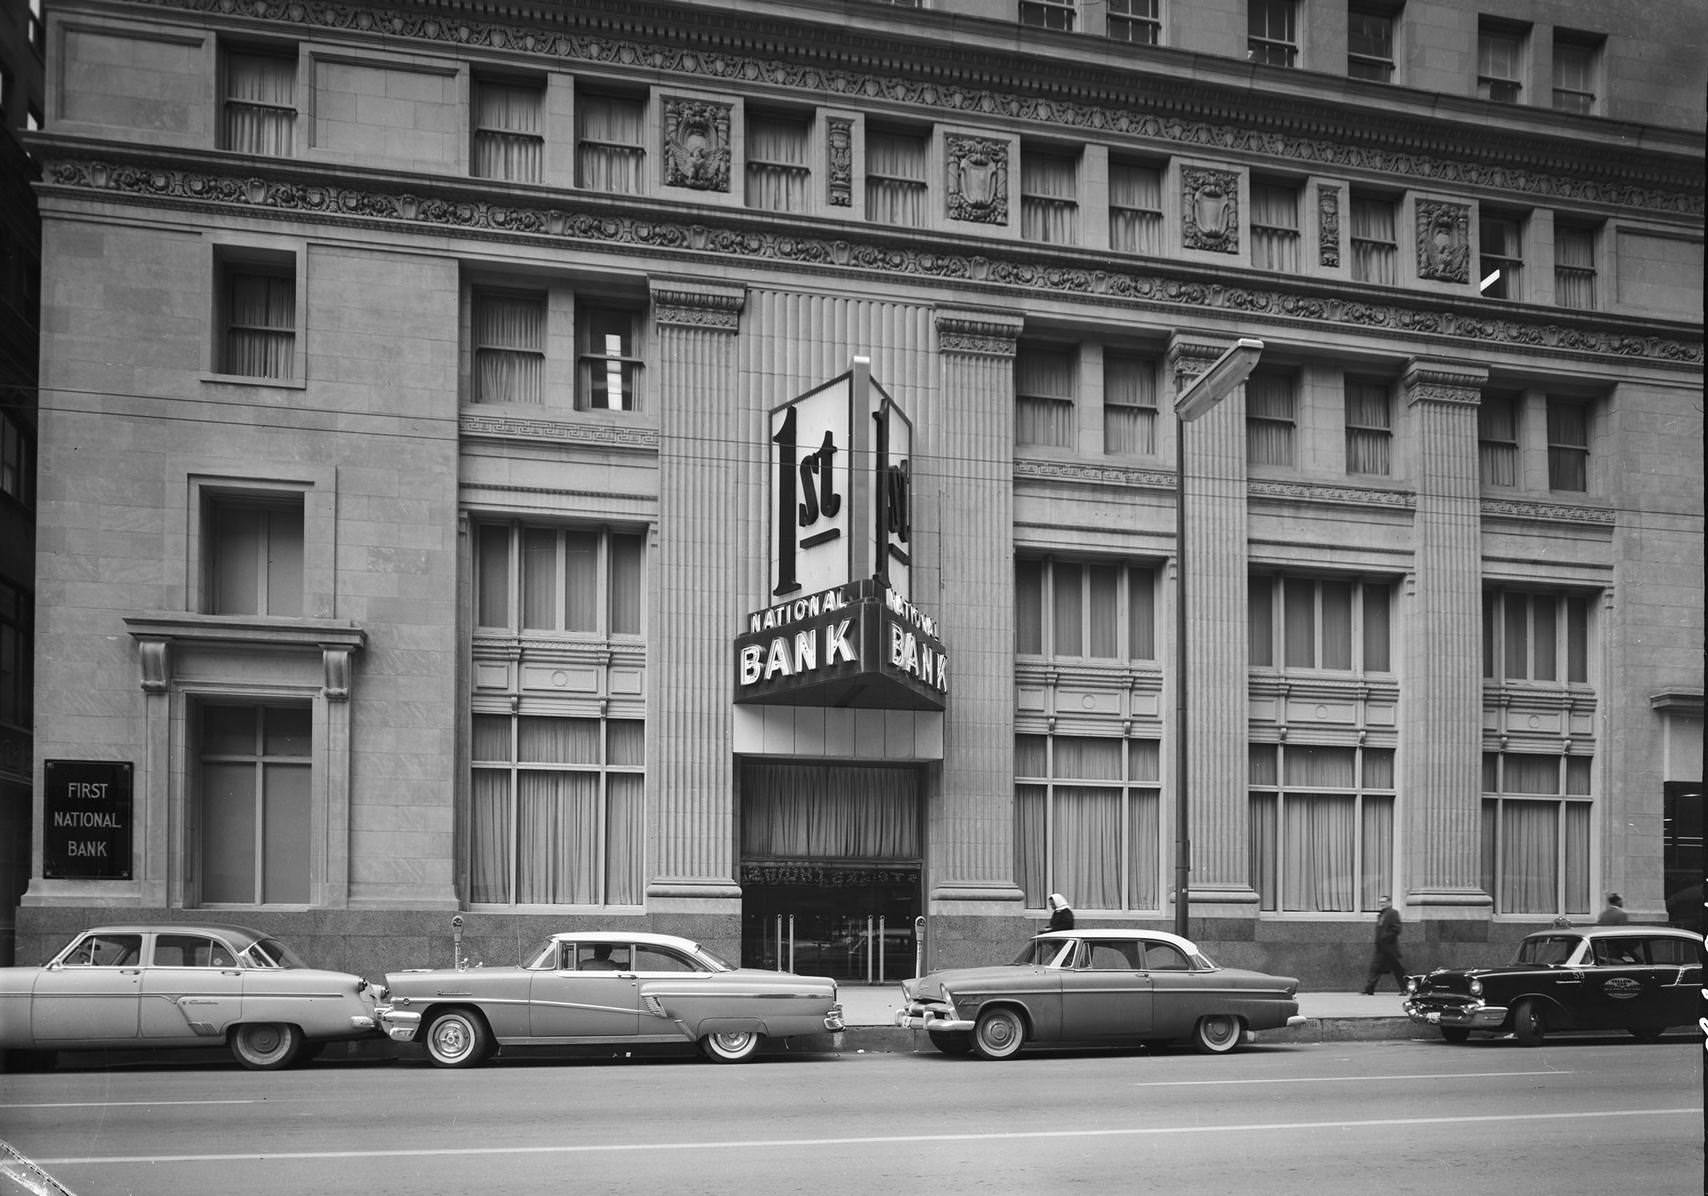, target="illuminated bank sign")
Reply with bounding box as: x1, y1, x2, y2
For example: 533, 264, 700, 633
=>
43, 760, 134, 880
